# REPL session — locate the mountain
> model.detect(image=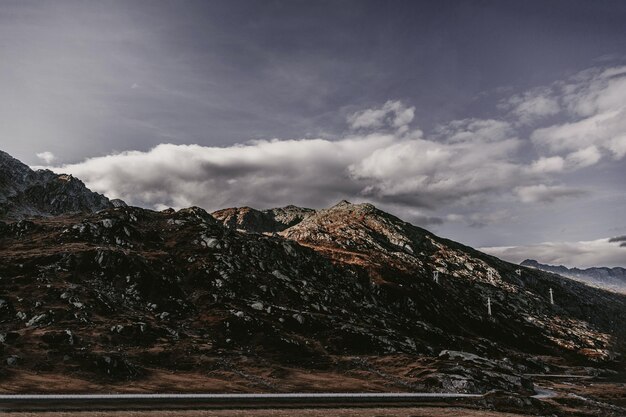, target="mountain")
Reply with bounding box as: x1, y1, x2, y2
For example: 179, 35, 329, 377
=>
0, 150, 123, 220
0, 203, 624, 404
212, 205, 315, 233
1, 153, 625, 414
521, 259, 626, 294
